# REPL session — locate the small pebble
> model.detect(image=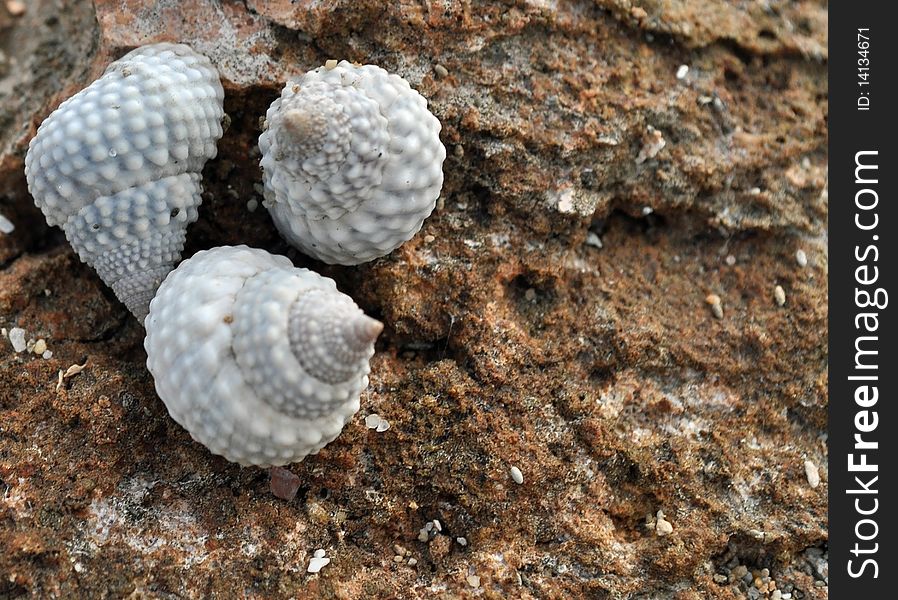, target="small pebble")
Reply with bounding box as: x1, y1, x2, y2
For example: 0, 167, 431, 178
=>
676, 64, 689, 79
393, 554, 404, 563
771, 591, 782, 600
365, 414, 381, 429
774, 285, 786, 306
423, 234, 435, 243
655, 510, 673, 536
804, 460, 821, 488
725, 254, 736, 266
456, 537, 467, 546
749, 187, 762, 195
585, 231, 603, 248
307, 550, 330, 573
509, 465, 524, 485
376, 418, 390, 433
0, 213, 14, 234
246, 199, 258, 212
433, 64, 449, 78
393, 544, 406, 556
42, 350, 53, 360
466, 575, 481, 589
324, 59, 338, 69
795, 249, 808, 268
407, 558, 417, 566
270, 466, 301, 501
733, 566, 748, 579
417, 528, 430, 542
6, 0, 25, 16
8, 327, 26, 352
705, 294, 723, 319
635, 127, 666, 164
453, 144, 464, 158
524, 288, 536, 302
432, 519, 442, 532
713, 574, 728, 584
33, 339, 47, 355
